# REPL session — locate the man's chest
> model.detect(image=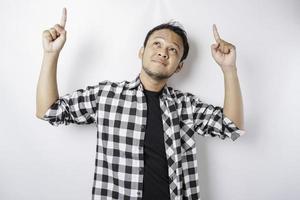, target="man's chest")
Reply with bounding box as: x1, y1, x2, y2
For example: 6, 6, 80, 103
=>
96, 89, 196, 158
